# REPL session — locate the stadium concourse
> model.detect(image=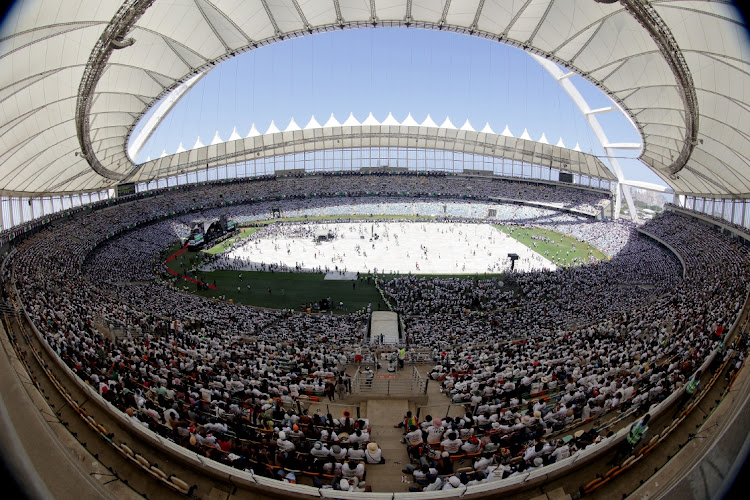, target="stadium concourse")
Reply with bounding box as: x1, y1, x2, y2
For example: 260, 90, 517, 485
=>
0, 172, 749, 500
